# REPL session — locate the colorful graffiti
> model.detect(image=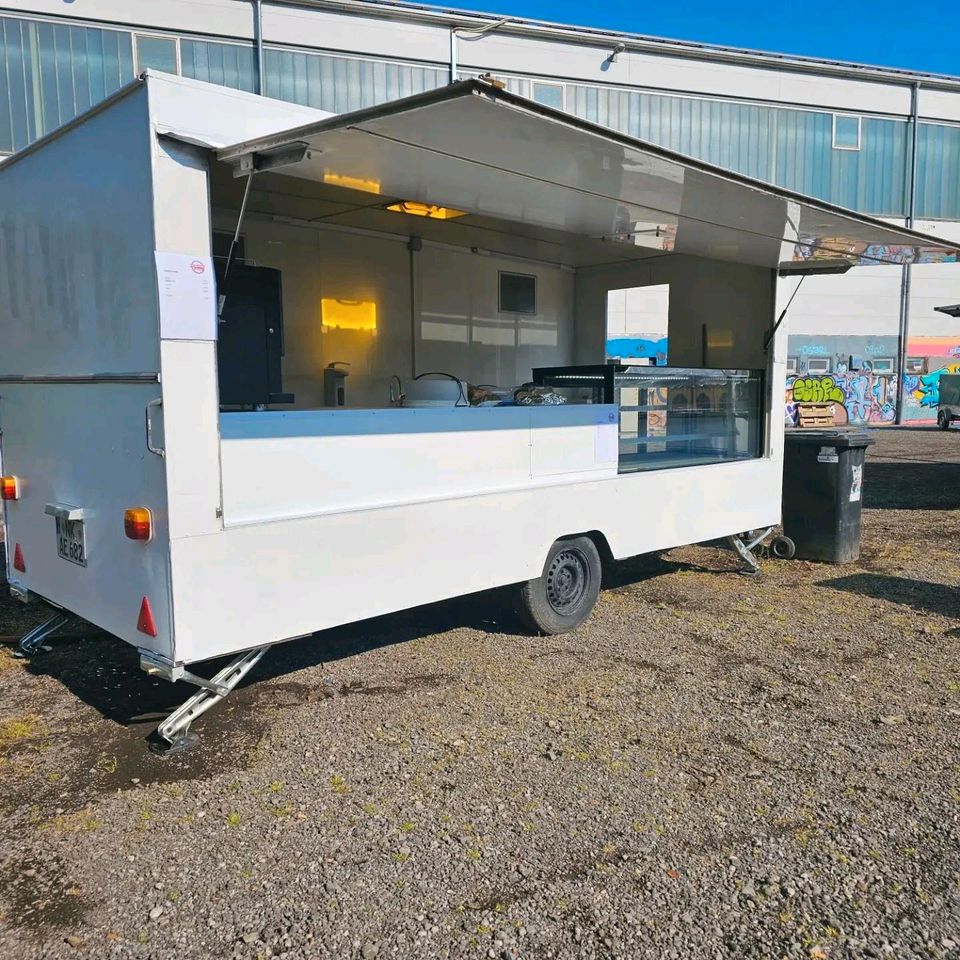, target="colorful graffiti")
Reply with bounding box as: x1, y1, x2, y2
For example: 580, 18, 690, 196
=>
606, 336, 668, 365
793, 237, 960, 266
909, 364, 960, 409
786, 364, 896, 425
791, 376, 845, 405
